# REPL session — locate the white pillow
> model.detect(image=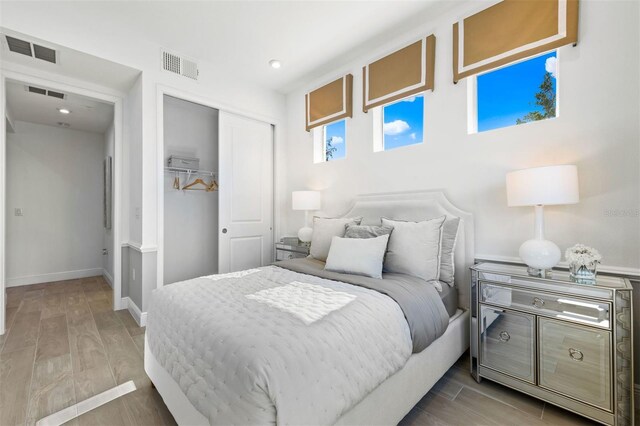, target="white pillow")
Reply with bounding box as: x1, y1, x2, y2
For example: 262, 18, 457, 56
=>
309, 216, 362, 261
325, 235, 390, 279
382, 216, 446, 281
